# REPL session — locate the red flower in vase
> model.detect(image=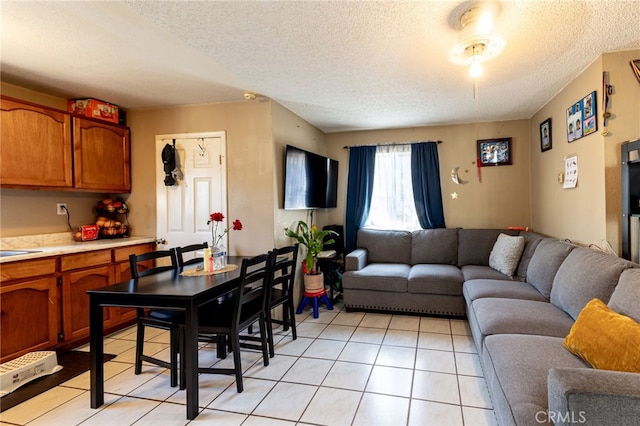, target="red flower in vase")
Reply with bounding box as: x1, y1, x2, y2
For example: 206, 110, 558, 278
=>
207, 212, 242, 247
